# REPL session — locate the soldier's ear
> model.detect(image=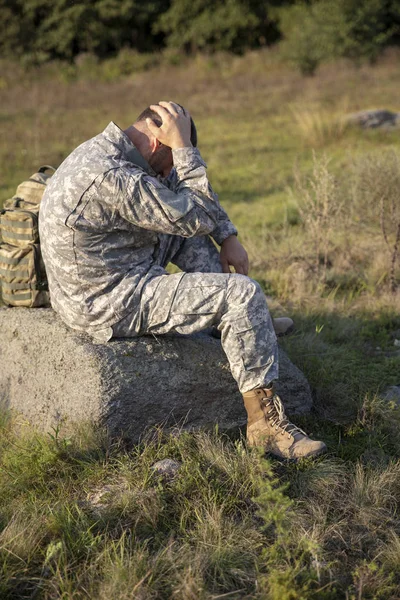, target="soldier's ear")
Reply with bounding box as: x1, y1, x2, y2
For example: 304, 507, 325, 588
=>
149, 136, 161, 154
